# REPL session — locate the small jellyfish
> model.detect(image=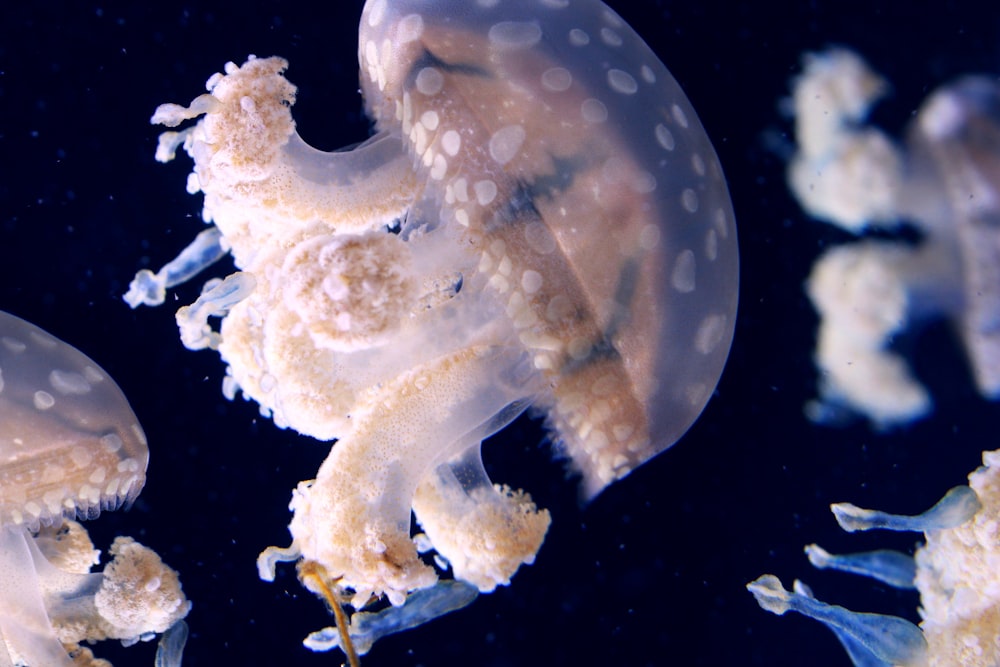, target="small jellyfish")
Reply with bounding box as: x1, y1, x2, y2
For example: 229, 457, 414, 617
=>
784, 48, 1000, 426
127, 0, 738, 658
0, 310, 190, 667
748, 449, 1000, 667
